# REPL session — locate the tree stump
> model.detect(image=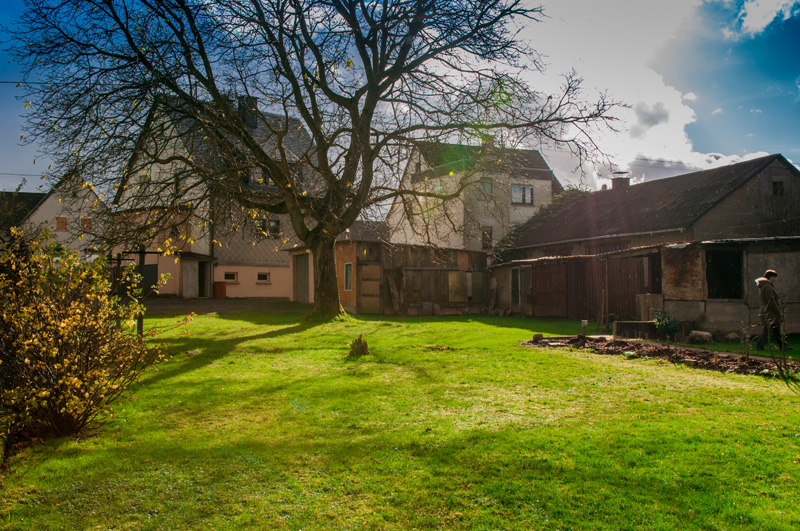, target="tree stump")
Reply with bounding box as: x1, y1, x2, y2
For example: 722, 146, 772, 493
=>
348, 335, 370, 358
